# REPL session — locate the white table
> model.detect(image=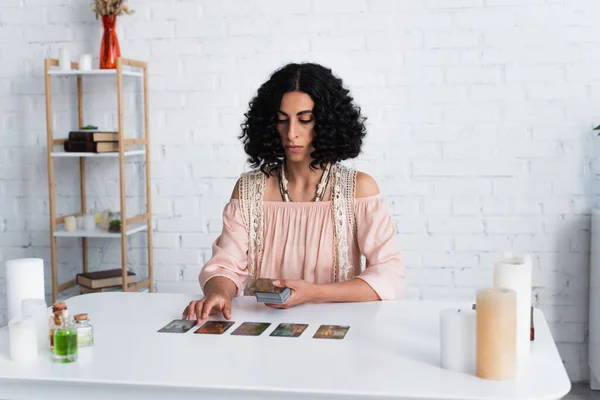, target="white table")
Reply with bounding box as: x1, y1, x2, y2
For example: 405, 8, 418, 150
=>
0, 293, 570, 400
